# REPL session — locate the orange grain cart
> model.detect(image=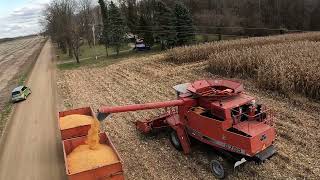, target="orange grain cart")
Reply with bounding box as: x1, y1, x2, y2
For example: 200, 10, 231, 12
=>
63, 133, 124, 180
58, 107, 94, 140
